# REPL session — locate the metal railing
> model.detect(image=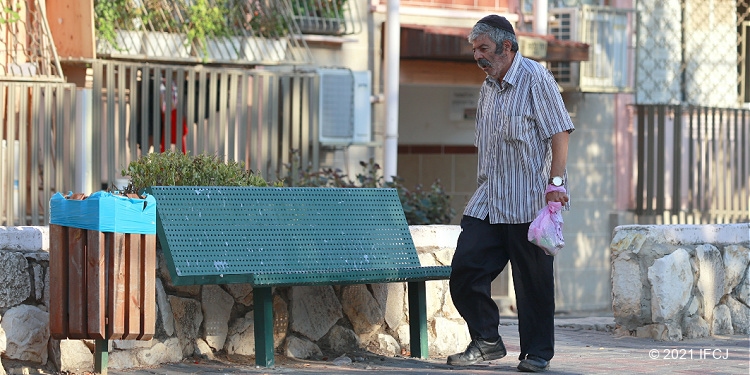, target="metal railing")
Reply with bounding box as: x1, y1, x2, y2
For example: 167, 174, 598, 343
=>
95, 0, 313, 64
633, 105, 750, 224
93, 0, 360, 64
290, 0, 361, 36
0, 82, 77, 225
1, 60, 323, 226
0, 0, 64, 81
